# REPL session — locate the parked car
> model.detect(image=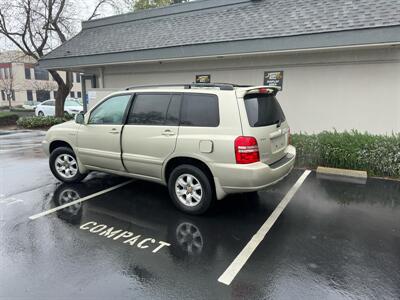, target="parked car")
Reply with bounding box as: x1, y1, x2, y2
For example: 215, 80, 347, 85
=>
35, 99, 83, 117
42, 83, 296, 214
